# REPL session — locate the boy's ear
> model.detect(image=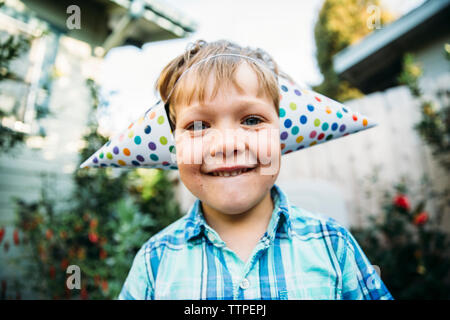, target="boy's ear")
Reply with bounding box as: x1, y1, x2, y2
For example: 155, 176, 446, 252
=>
79, 77, 378, 170
164, 101, 176, 132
